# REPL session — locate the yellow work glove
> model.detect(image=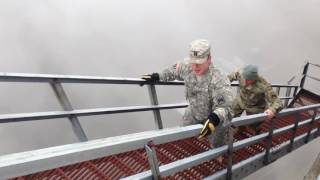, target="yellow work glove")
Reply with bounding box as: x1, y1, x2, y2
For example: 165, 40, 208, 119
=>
198, 113, 220, 139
